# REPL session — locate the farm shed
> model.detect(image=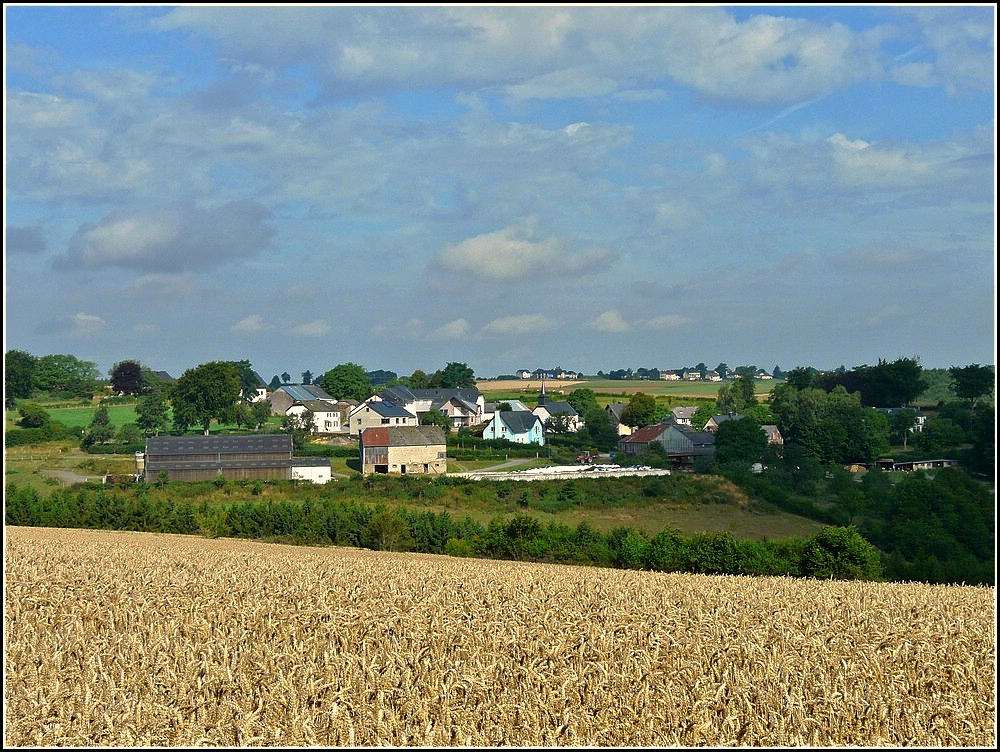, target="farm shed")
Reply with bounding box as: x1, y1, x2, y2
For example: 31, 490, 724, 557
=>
141, 434, 331, 484
359, 425, 447, 475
